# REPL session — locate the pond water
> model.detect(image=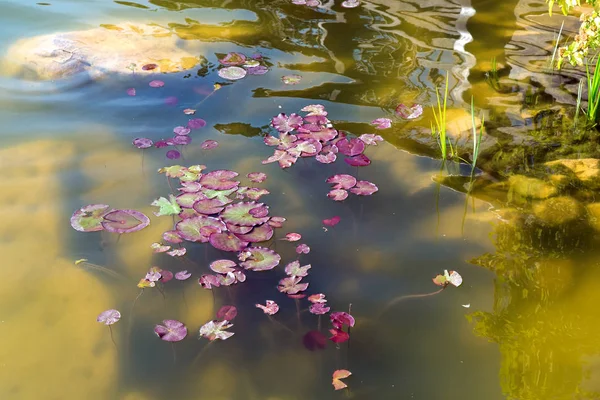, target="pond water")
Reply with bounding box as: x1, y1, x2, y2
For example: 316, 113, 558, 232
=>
1, 0, 599, 399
